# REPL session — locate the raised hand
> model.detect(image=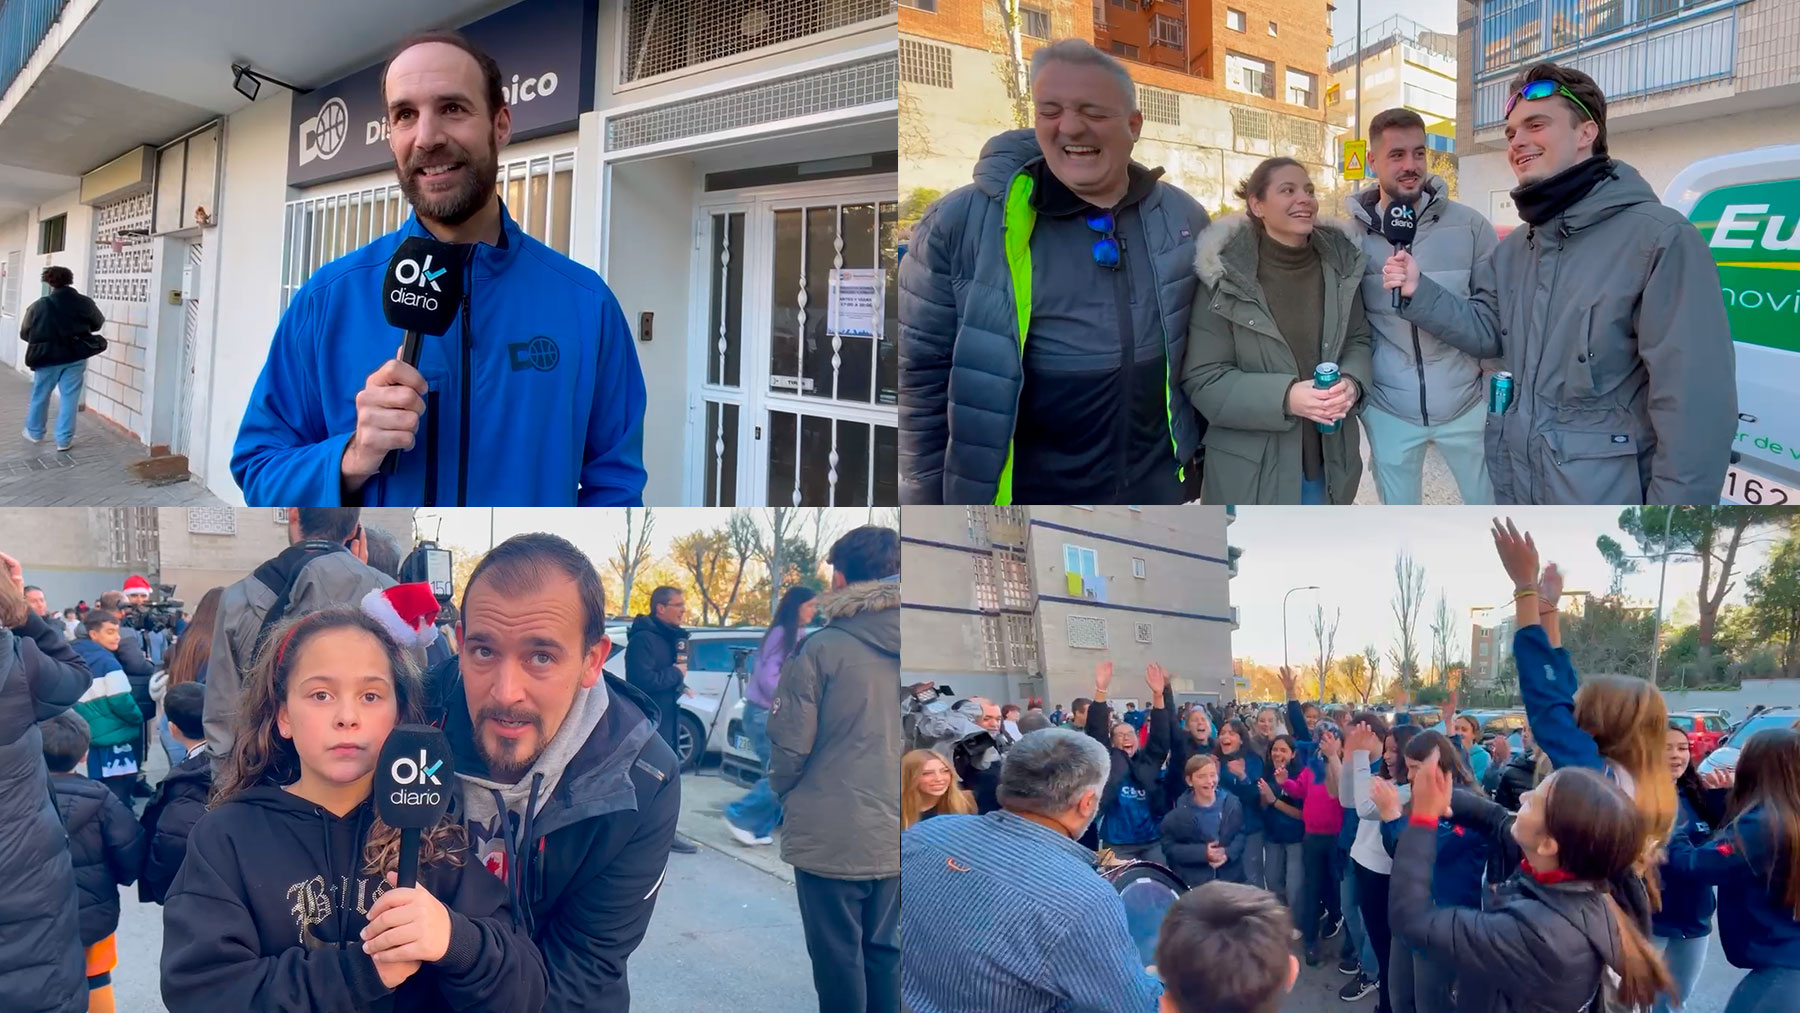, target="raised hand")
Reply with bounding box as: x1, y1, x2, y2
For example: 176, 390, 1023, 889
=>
1347, 723, 1381, 757
1277, 666, 1298, 699
1410, 747, 1453, 820
1491, 518, 1540, 588
1145, 662, 1169, 697
1538, 563, 1565, 614
1095, 661, 1115, 694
